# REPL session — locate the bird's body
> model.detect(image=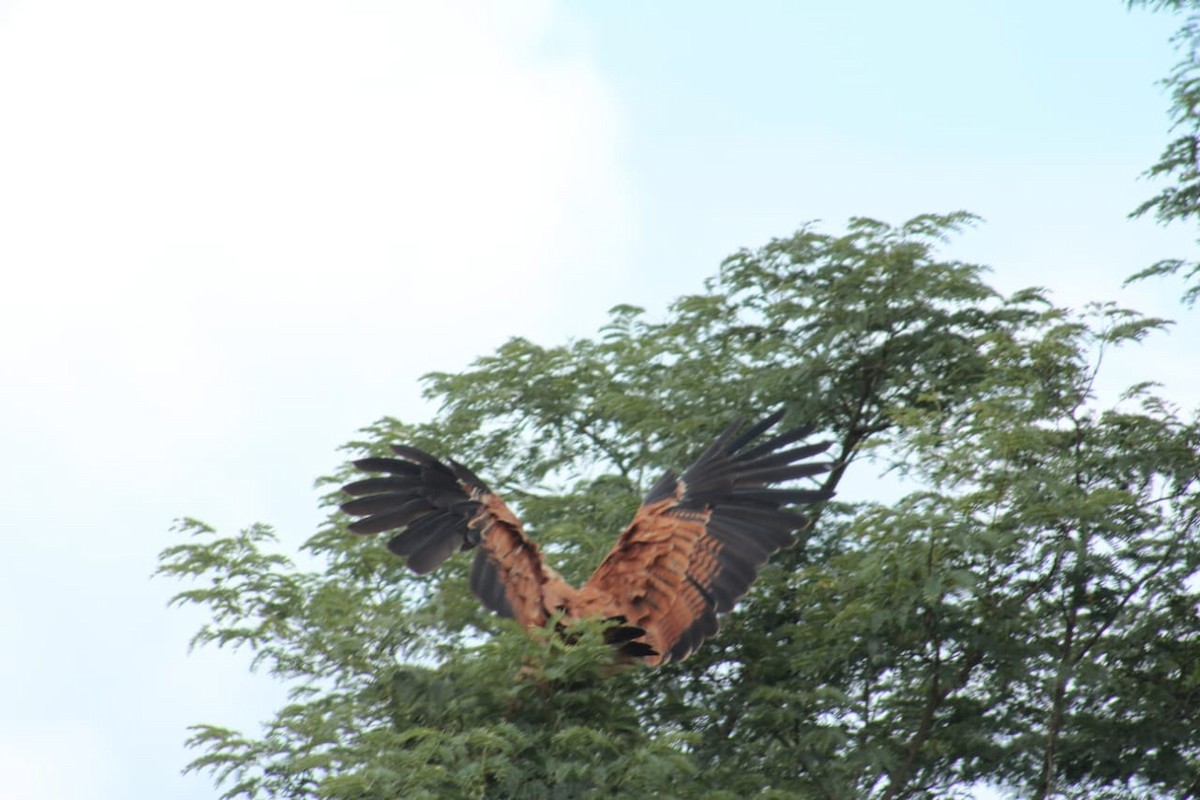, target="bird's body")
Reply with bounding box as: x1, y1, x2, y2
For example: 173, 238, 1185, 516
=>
342, 410, 834, 665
